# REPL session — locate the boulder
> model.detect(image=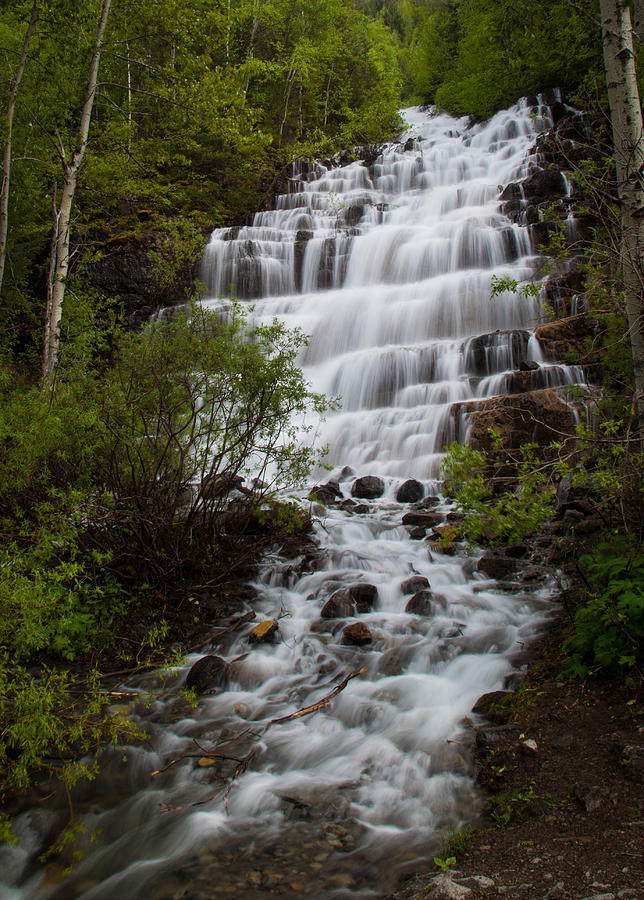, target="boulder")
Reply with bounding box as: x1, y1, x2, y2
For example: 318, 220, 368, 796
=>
185, 655, 229, 693
402, 511, 443, 529
396, 479, 424, 503
472, 690, 511, 724
343, 622, 373, 646
308, 481, 342, 505
351, 475, 385, 499
405, 590, 433, 615
400, 575, 430, 594
348, 583, 378, 612
477, 552, 517, 579
320, 590, 357, 619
